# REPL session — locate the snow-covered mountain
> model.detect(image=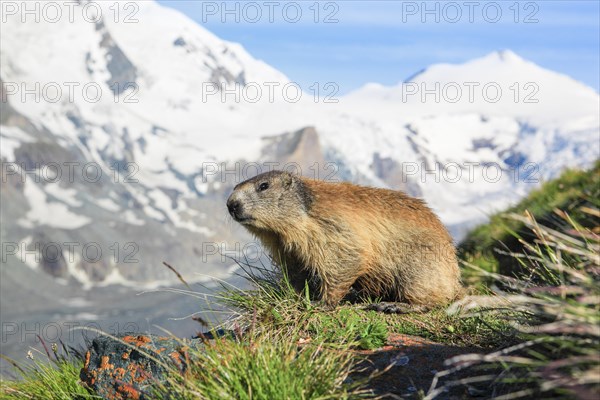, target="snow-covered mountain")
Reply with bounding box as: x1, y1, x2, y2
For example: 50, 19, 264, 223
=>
2, 0, 599, 291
